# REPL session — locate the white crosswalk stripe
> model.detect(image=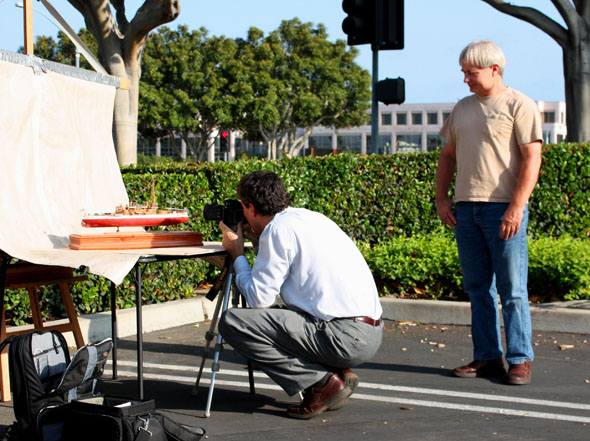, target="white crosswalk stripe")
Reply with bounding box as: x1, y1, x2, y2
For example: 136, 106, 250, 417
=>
107, 360, 590, 424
